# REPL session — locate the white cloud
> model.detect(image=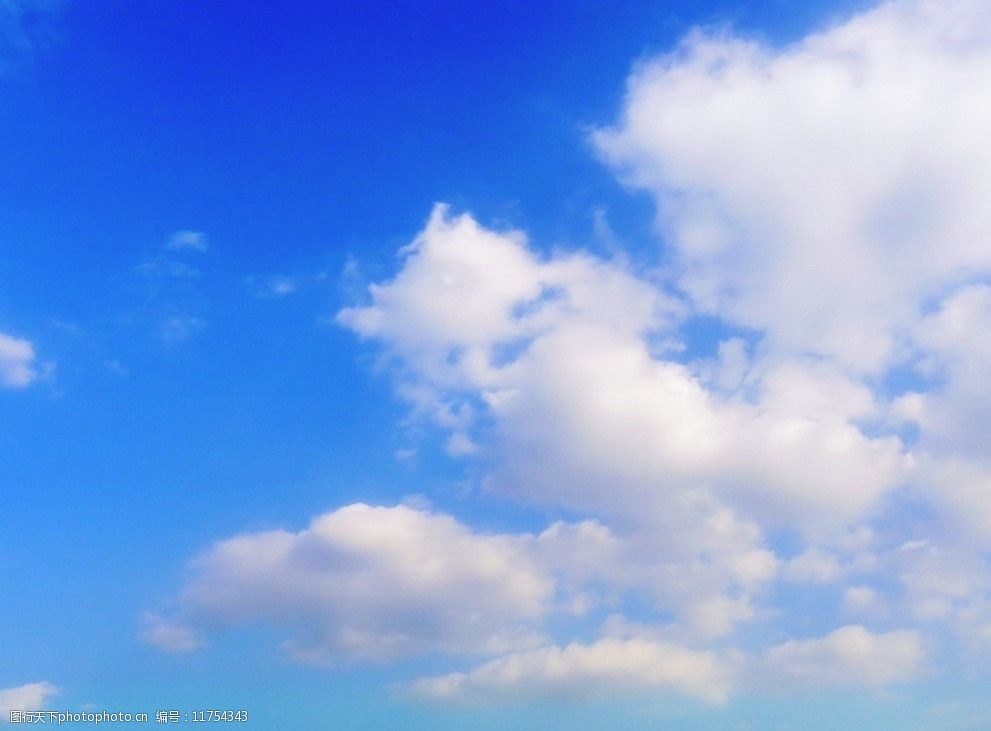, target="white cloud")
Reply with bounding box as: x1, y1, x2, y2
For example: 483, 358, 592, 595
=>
892, 287, 991, 547
160, 504, 552, 662
761, 625, 926, 687
904, 285, 991, 461
920, 458, 991, 548
0, 683, 57, 721
412, 623, 926, 705
411, 637, 735, 705
339, 206, 907, 541
0, 332, 37, 388
893, 541, 988, 621
595, 0, 991, 374
166, 230, 208, 253
336, 205, 909, 646
267, 276, 297, 296
340, 209, 786, 636
140, 612, 205, 654
781, 548, 843, 584
842, 586, 887, 617
444, 432, 480, 457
